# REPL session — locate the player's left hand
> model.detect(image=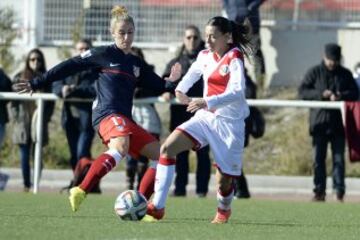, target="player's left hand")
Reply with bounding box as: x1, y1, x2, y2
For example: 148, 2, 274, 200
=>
187, 98, 207, 113
165, 62, 182, 82
13, 82, 34, 95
